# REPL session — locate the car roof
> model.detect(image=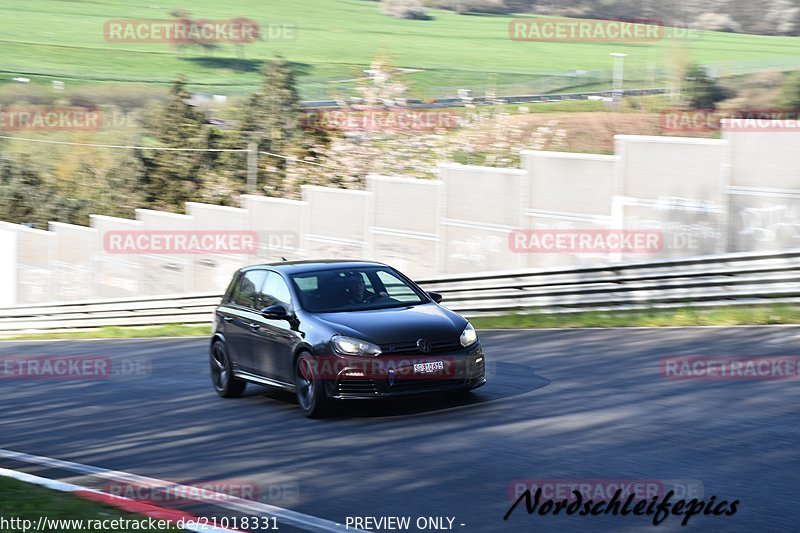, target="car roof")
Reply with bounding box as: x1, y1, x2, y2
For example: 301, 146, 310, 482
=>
242, 259, 390, 275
